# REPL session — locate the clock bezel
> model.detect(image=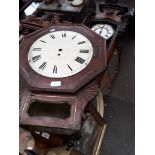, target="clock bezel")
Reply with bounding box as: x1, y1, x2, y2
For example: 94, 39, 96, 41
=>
20, 24, 107, 93
91, 23, 115, 40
